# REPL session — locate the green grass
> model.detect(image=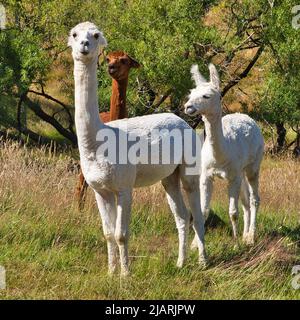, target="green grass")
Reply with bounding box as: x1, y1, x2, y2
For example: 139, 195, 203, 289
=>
0, 142, 299, 299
